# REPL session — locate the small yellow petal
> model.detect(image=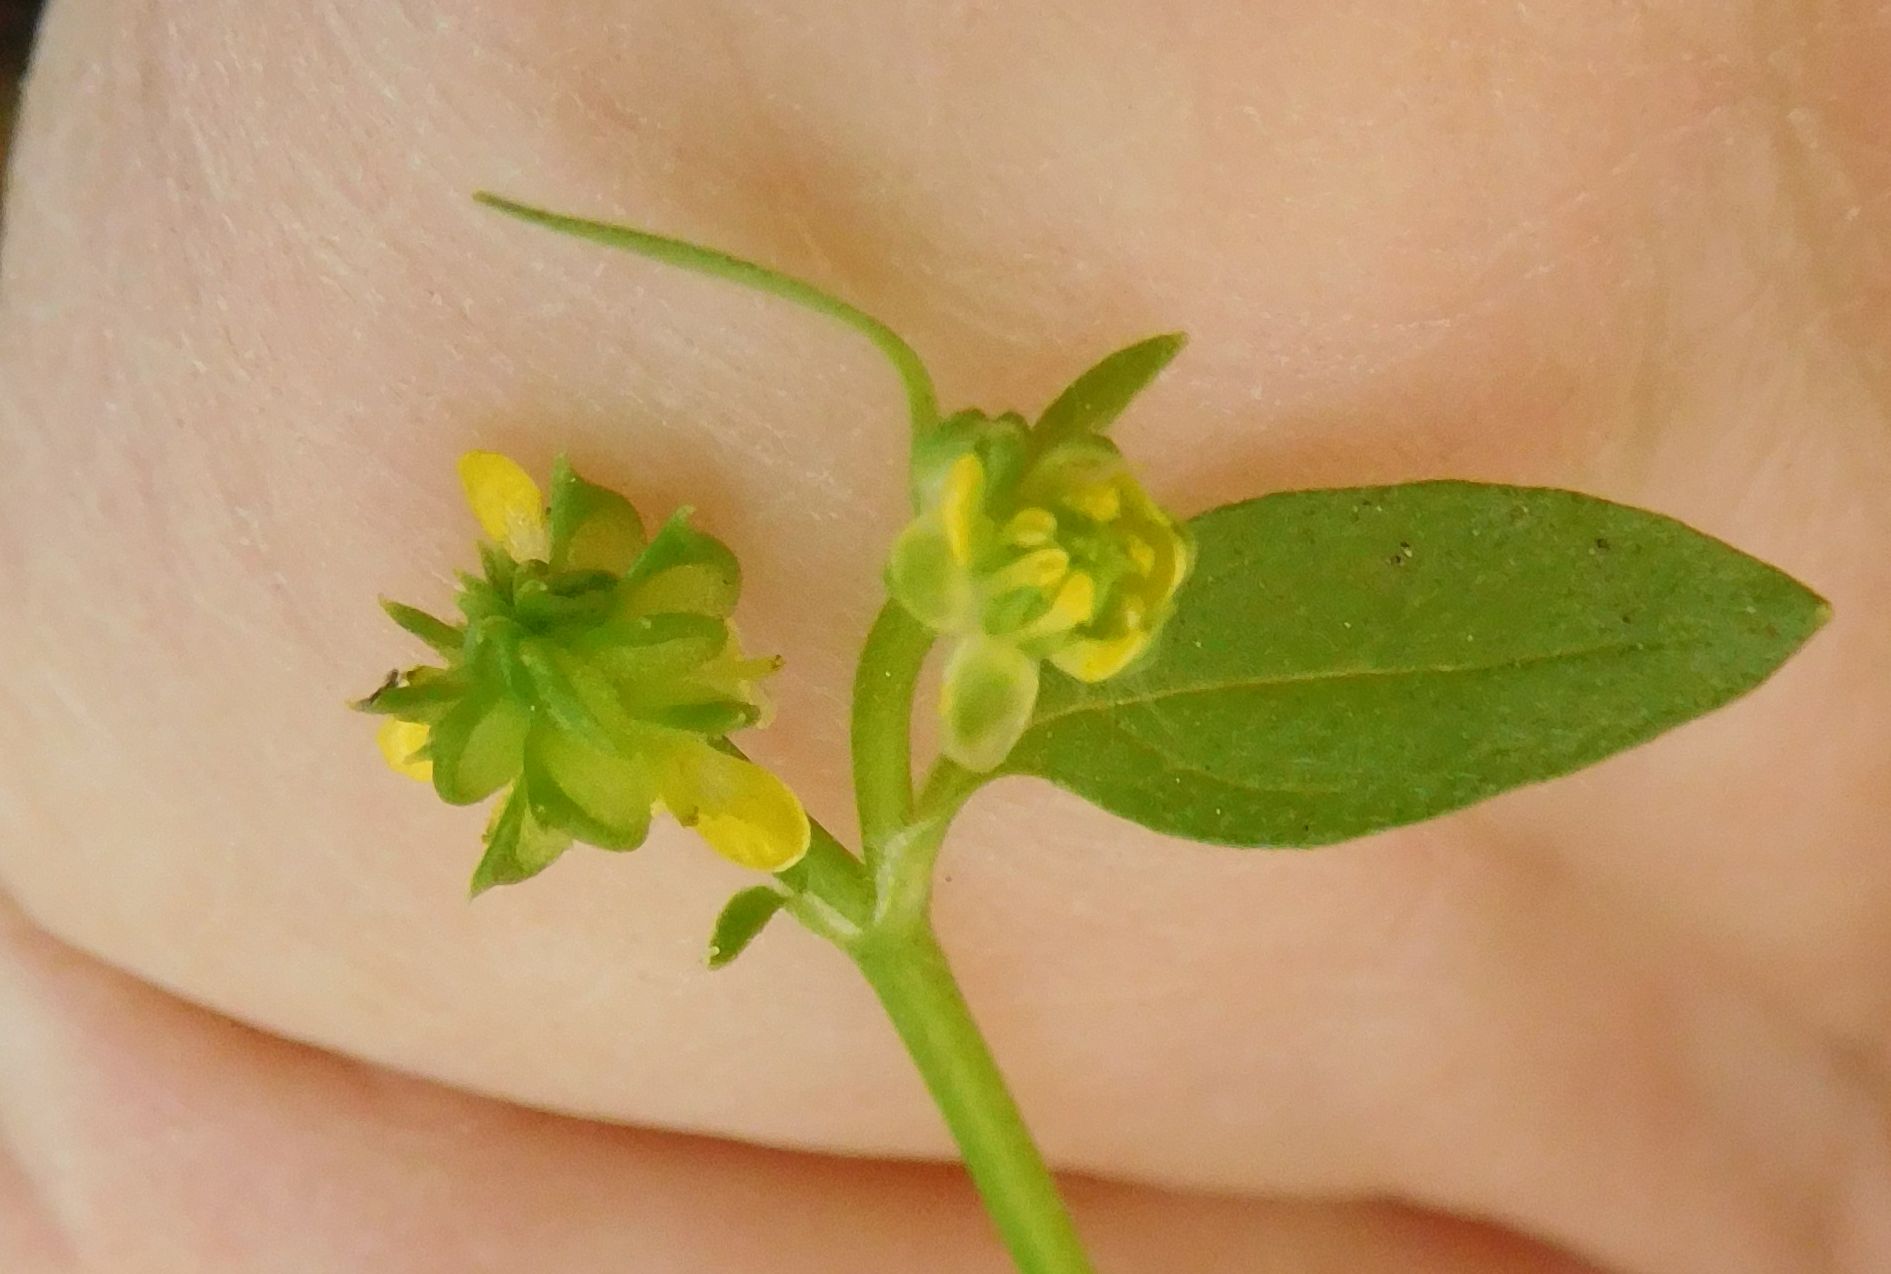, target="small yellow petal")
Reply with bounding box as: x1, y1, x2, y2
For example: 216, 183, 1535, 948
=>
1049, 627, 1149, 683
661, 743, 810, 872
940, 453, 985, 566
376, 719, 434, 782
1002, 507, 1057, 546
1158, 532, 1193, 603
991, 547, 1070, 593
458, 451, 550, 561
1062, 481, 1122, 523
1018, 571, 1096, 639
1123, 534, 1158, 574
